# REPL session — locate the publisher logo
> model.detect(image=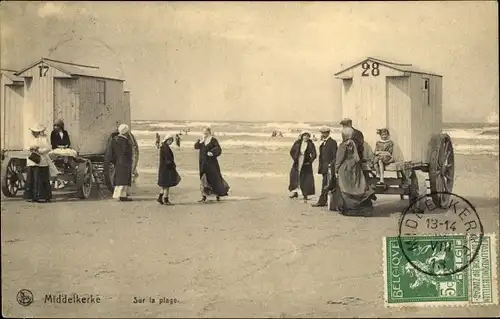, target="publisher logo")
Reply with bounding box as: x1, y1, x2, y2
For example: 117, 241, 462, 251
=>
17, 289, 34, 307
